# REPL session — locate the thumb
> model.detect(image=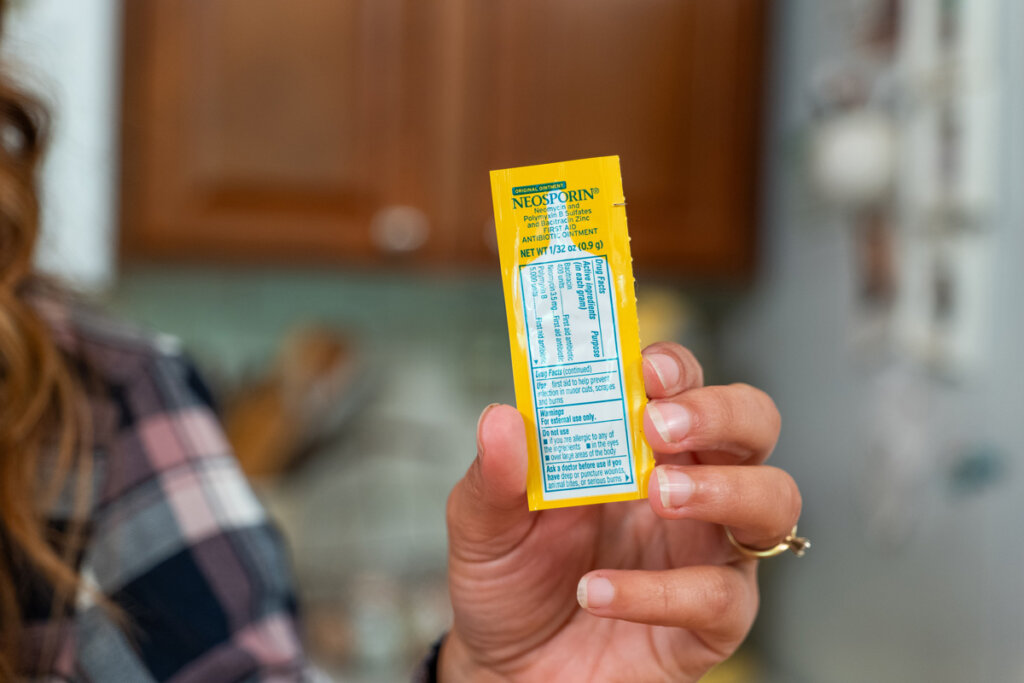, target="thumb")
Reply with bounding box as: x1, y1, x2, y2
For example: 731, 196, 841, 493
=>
446, 403, 532, 560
